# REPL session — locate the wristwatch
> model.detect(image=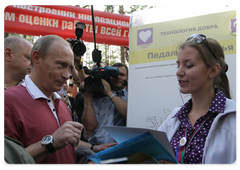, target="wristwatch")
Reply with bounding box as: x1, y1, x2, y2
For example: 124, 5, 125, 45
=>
110, 93, 117, 100
41, 135, 56, 153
